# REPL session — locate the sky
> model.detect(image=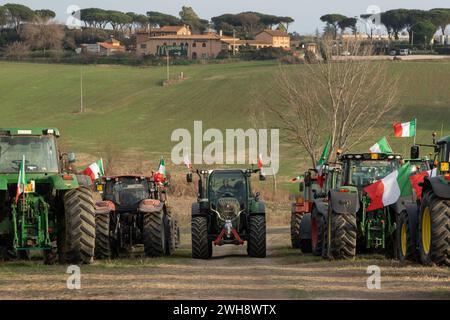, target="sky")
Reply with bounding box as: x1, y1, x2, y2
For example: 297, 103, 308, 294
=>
1, 0, 449, 34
